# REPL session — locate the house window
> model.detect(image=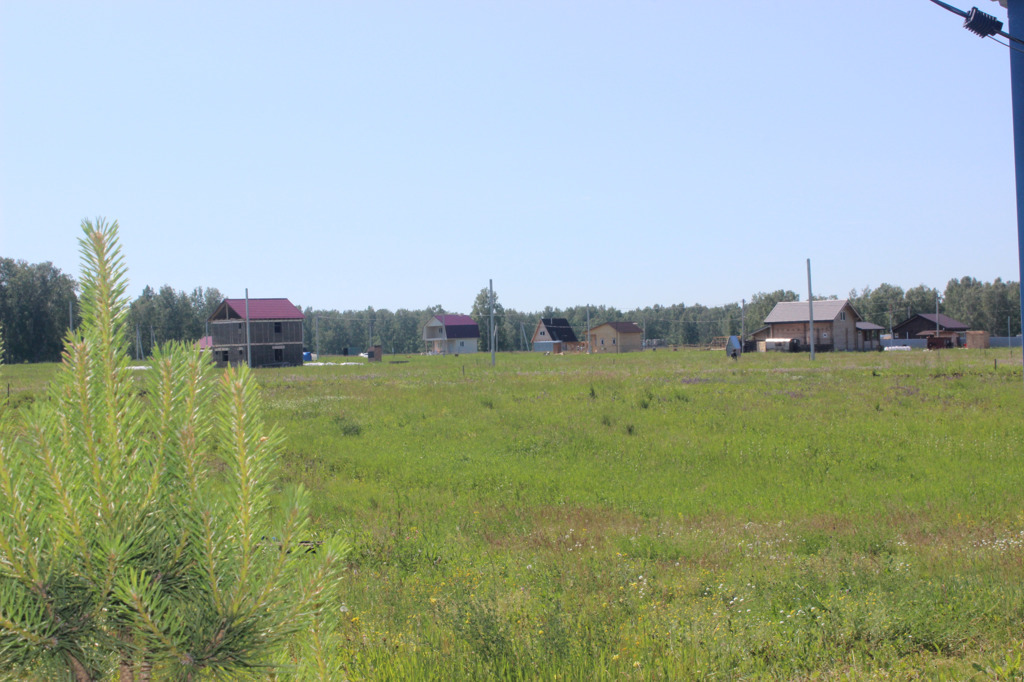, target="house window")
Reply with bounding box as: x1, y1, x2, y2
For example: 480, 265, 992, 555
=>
601, 339, 605, 345
274, 348, 283, 363
274, 322, 282, 334
540, 331, 546, 336
840, 312, 846, 321
221, 351, 229, 362
460, 341, 465, 347
612, 338, 616, 344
